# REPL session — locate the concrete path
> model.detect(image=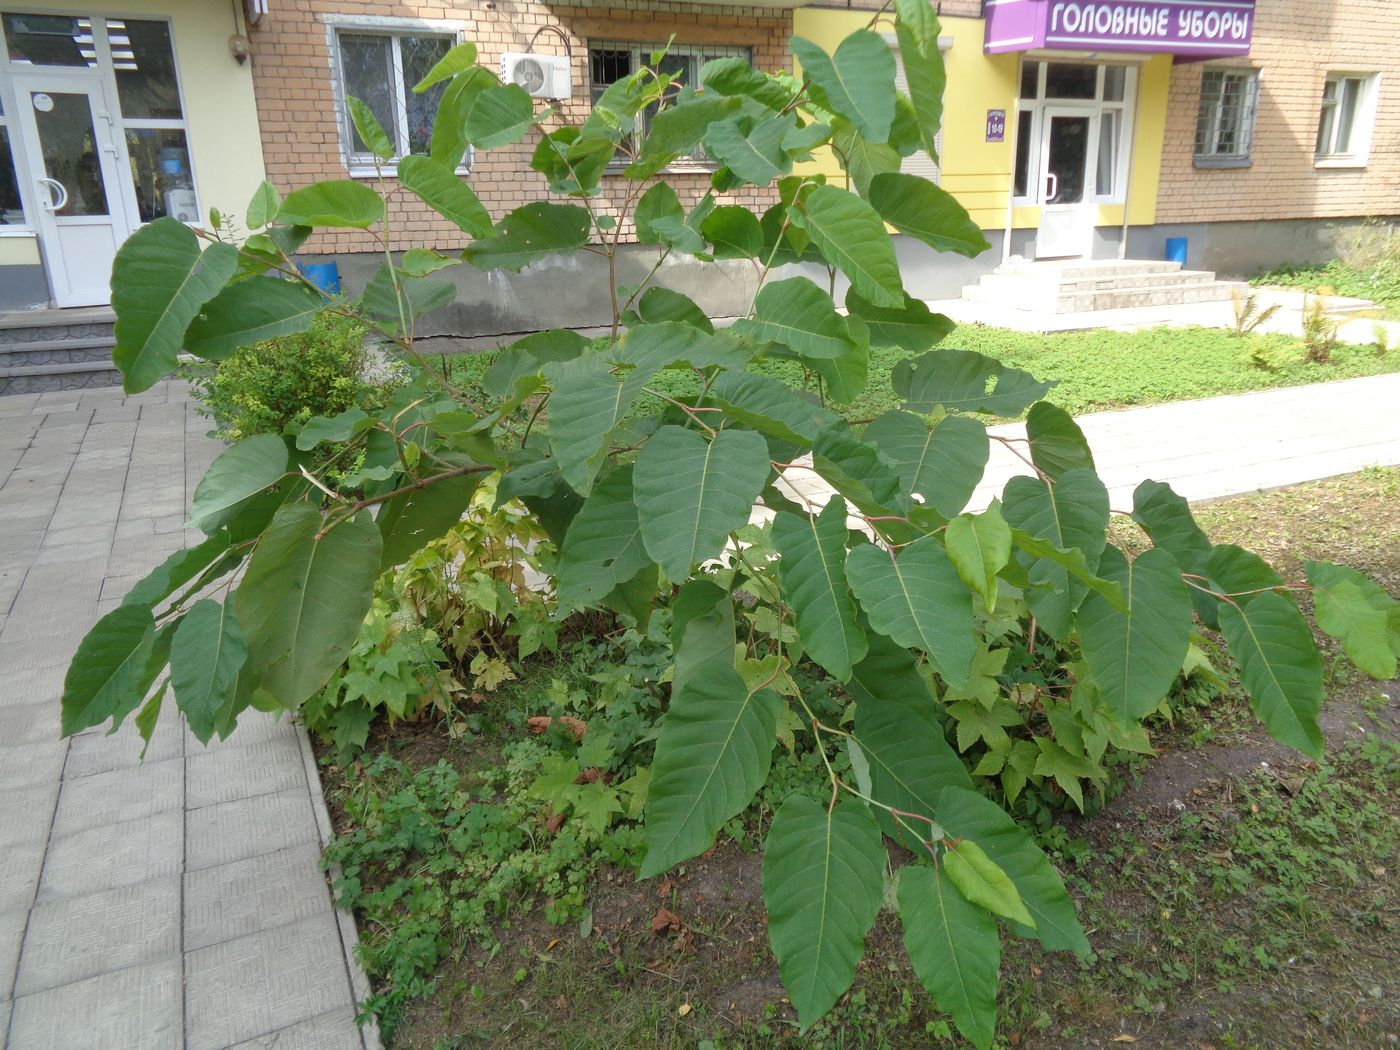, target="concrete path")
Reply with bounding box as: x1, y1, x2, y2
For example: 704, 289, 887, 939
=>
0, 384, 375, 1050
